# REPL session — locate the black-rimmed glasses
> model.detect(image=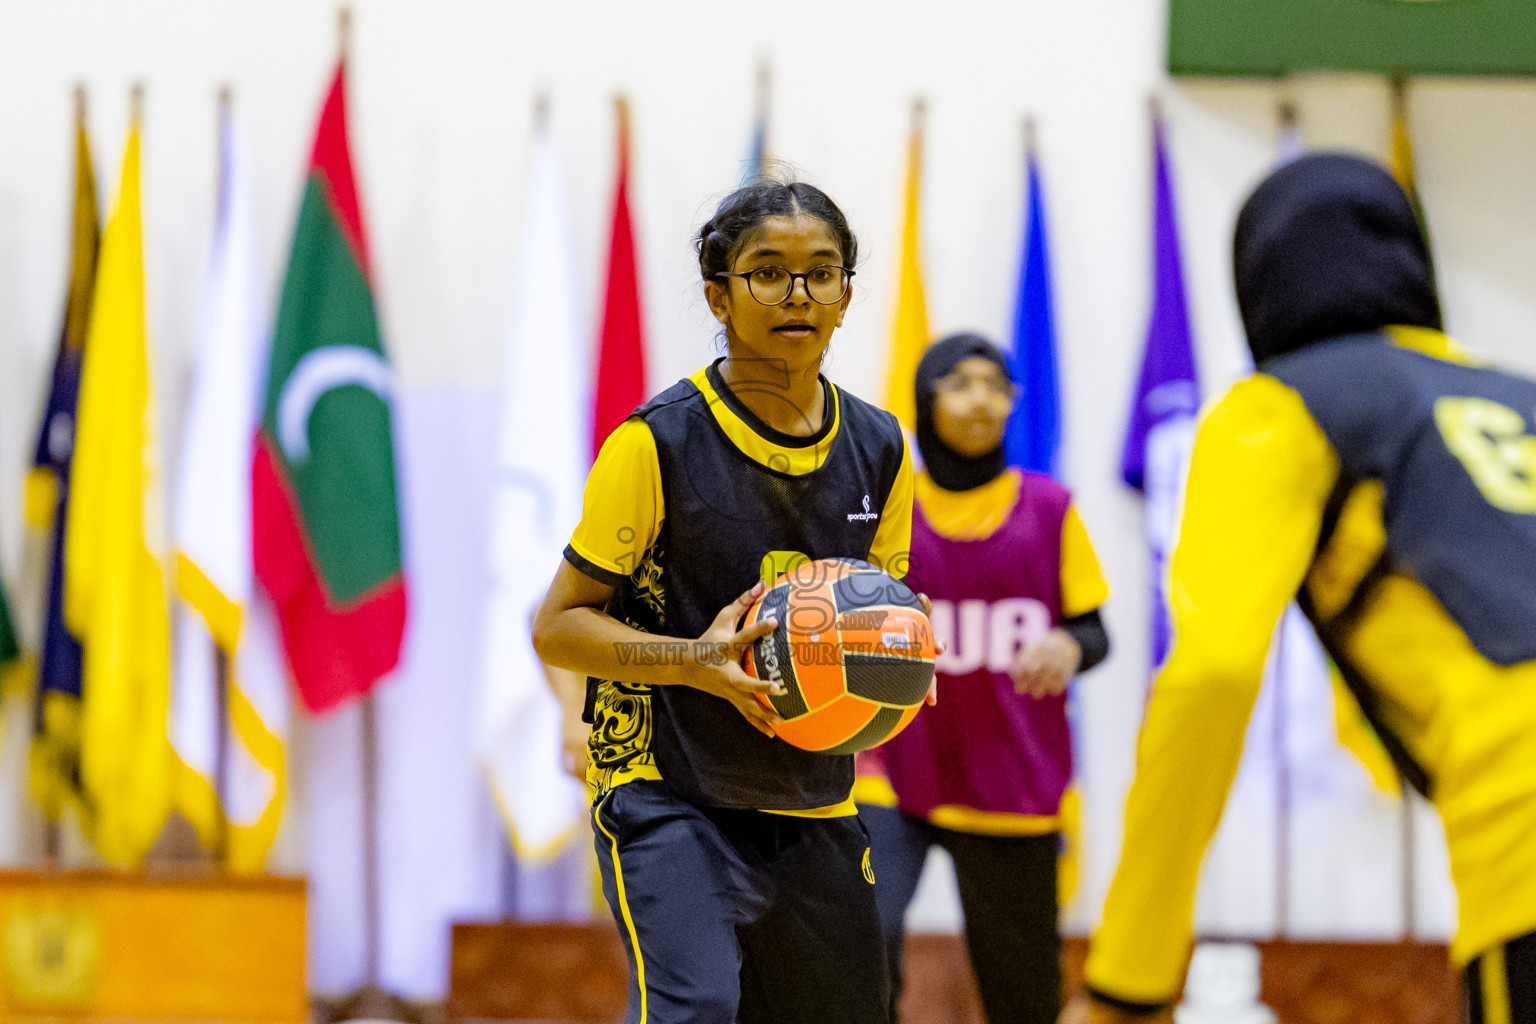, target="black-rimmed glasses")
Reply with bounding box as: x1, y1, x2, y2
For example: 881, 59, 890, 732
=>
714, 265, 854, 305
